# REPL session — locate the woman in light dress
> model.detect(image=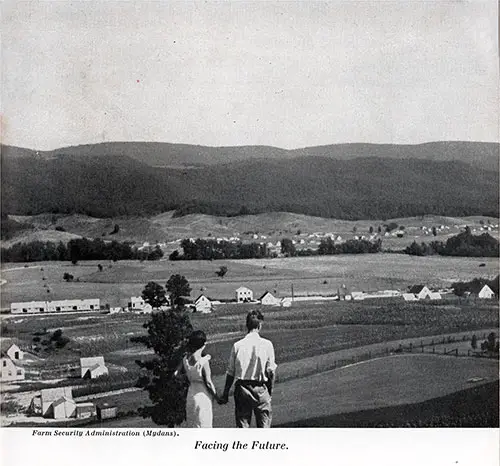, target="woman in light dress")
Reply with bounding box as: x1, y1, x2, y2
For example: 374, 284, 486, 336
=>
175, 330, 219, 427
